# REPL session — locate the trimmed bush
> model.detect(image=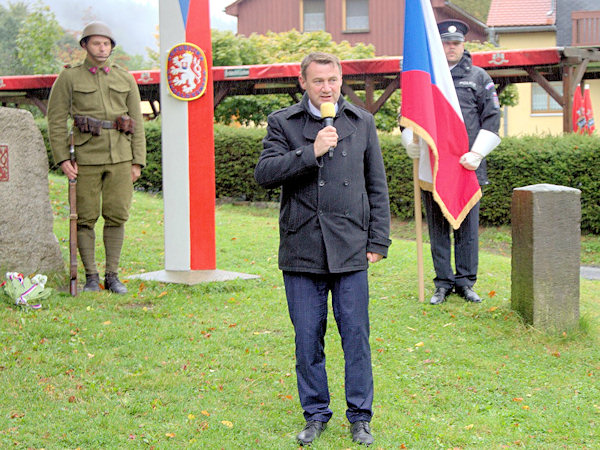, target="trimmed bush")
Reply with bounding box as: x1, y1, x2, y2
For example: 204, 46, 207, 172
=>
37, 120, 600, 233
